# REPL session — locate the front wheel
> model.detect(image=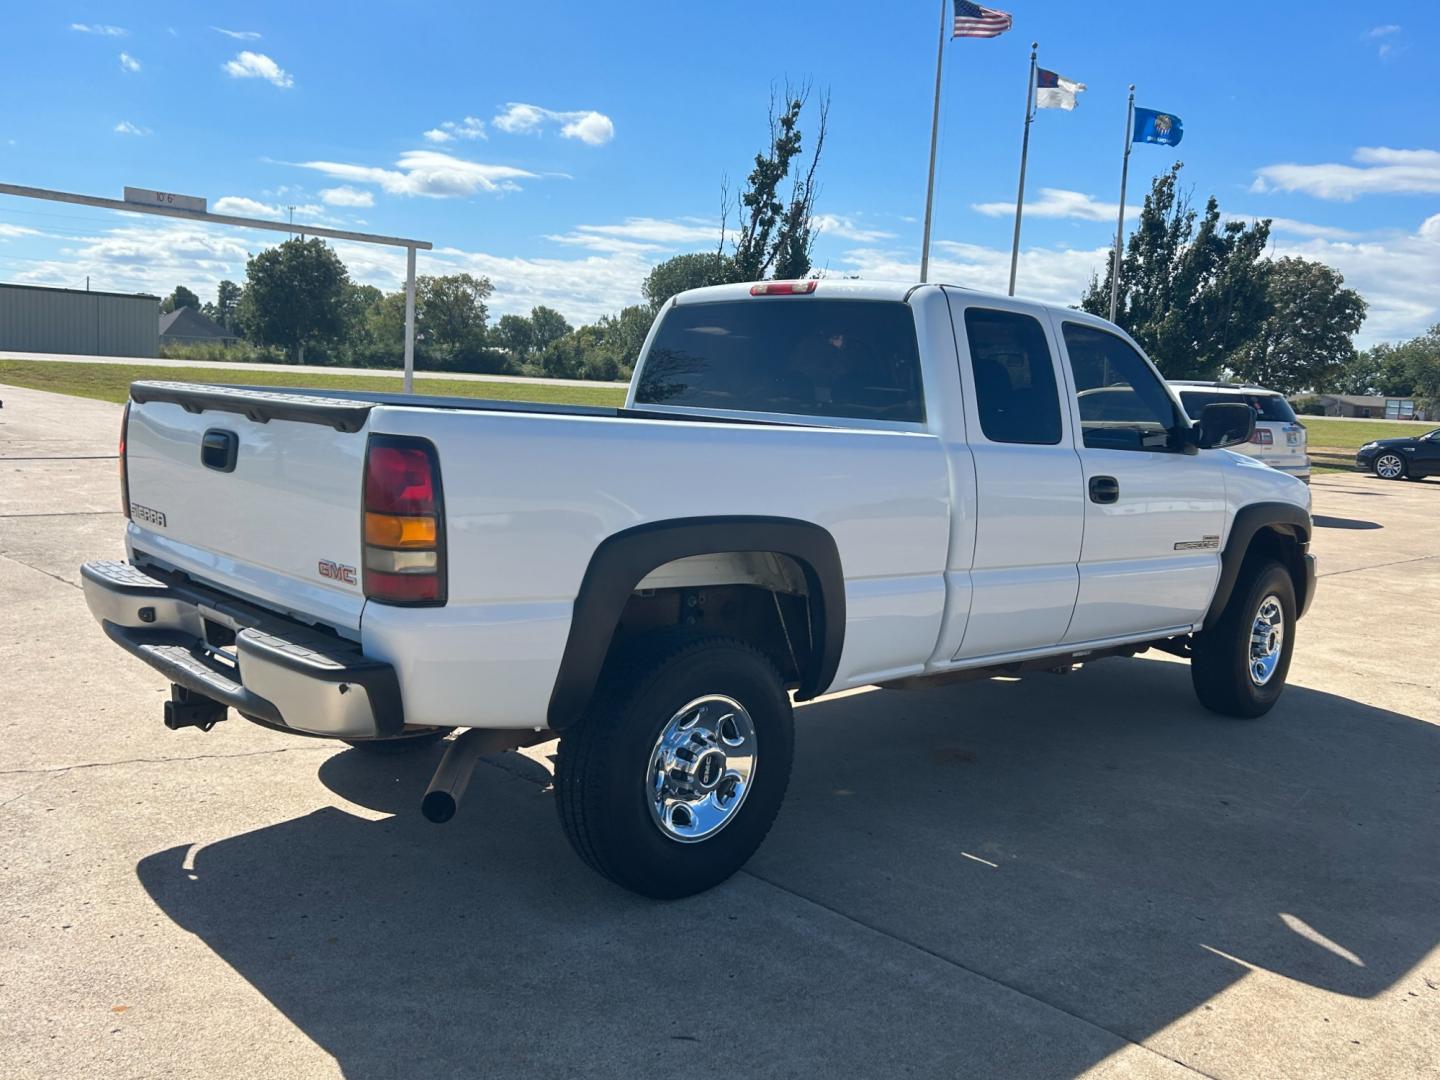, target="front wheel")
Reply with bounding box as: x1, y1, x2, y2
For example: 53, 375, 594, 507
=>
555, 636, 794, 898
1373, 453, 1406, 480
1190, 559, 1296, 718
